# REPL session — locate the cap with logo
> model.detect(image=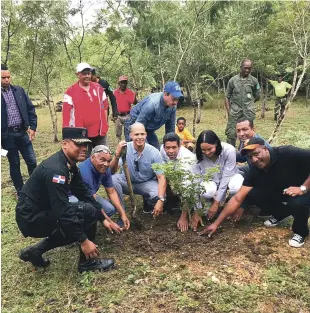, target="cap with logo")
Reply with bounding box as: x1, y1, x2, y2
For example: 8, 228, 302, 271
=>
76, 62, 92, 73
62, 127, 92, 144
164, 81, 182, 98
240, 137, 266, 156
118, 75, 128, 82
